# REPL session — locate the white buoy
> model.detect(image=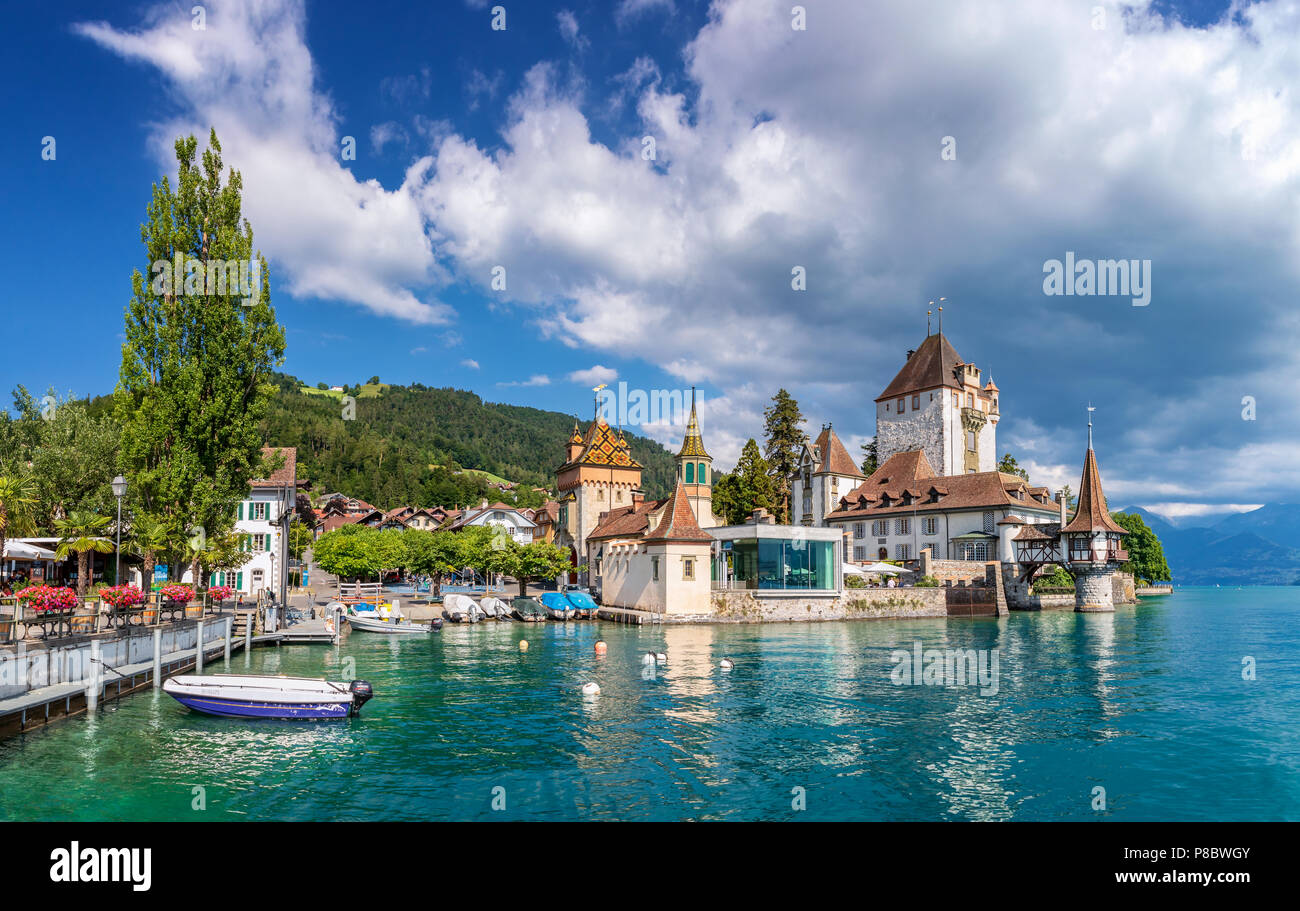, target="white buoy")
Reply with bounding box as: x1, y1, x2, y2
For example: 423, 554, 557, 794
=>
720, 658, 734, 670
582, 682, 601, 696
